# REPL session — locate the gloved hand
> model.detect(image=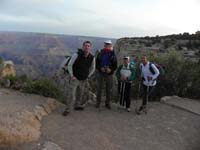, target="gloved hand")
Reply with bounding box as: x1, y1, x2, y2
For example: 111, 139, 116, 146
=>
100, 67, 105, 72
120, 76, 127, 81
106, 67, 111, 74
147, 76, 152, 81
70, 76, 77, 80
